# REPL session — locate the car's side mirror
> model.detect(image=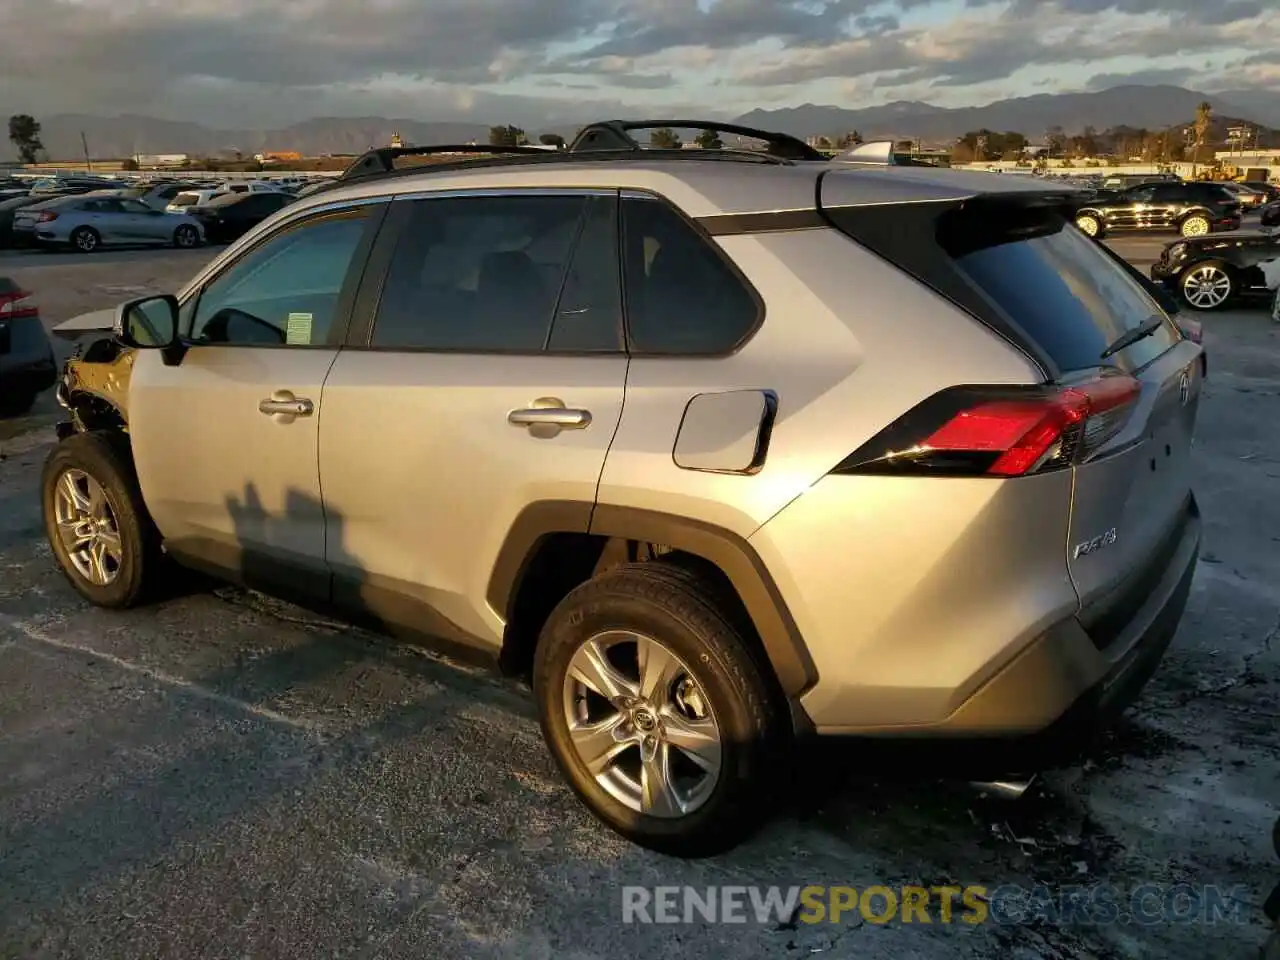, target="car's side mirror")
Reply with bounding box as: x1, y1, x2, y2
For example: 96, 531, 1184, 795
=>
114, 294, 188, 366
